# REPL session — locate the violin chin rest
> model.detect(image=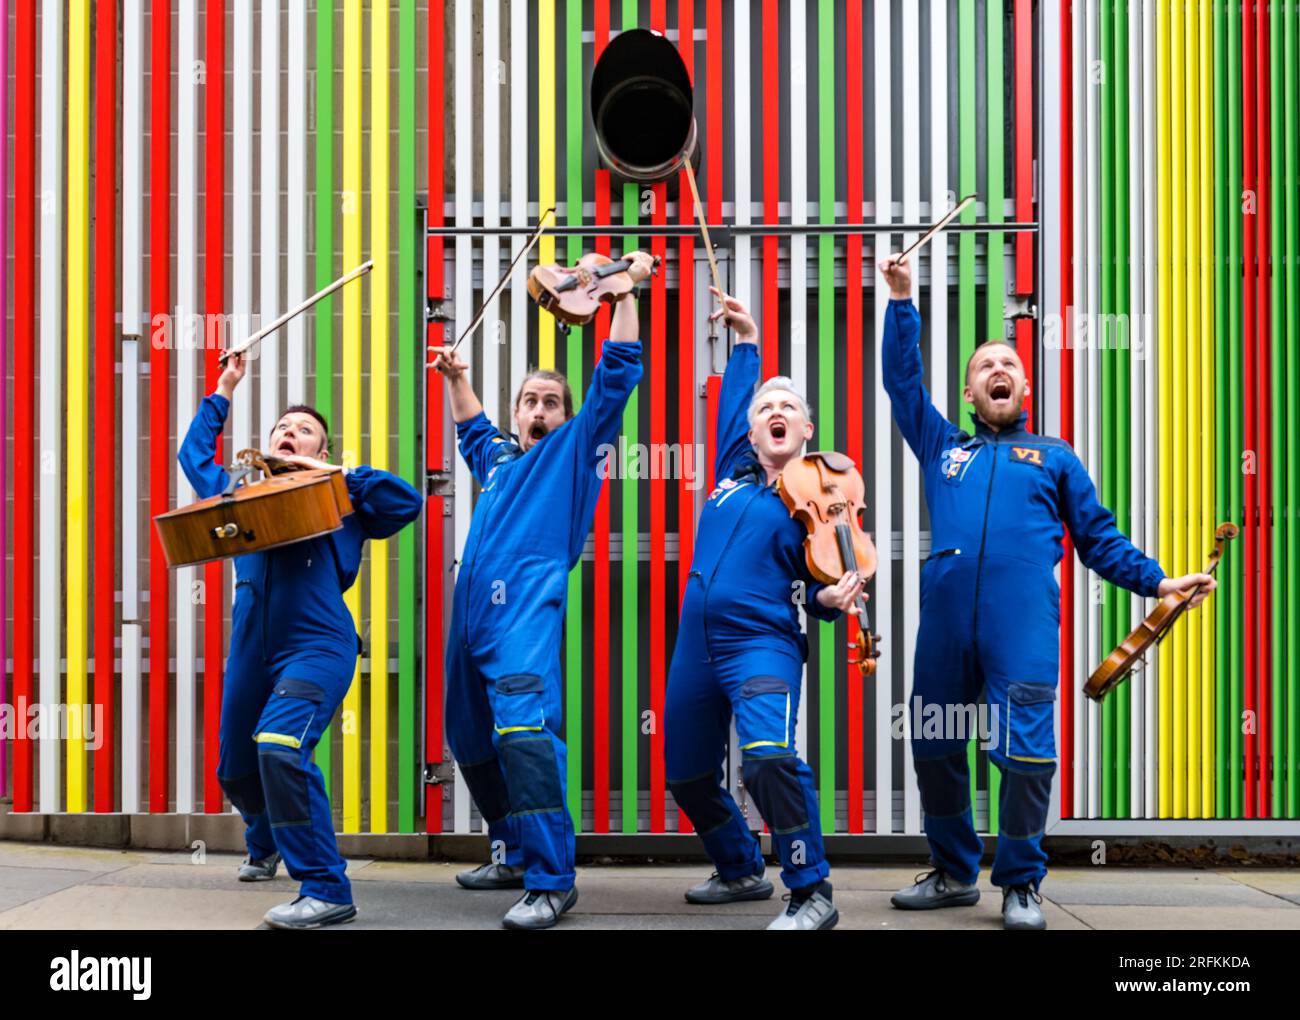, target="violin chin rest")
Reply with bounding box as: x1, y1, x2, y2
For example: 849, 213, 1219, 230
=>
806, 450, 855, 473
